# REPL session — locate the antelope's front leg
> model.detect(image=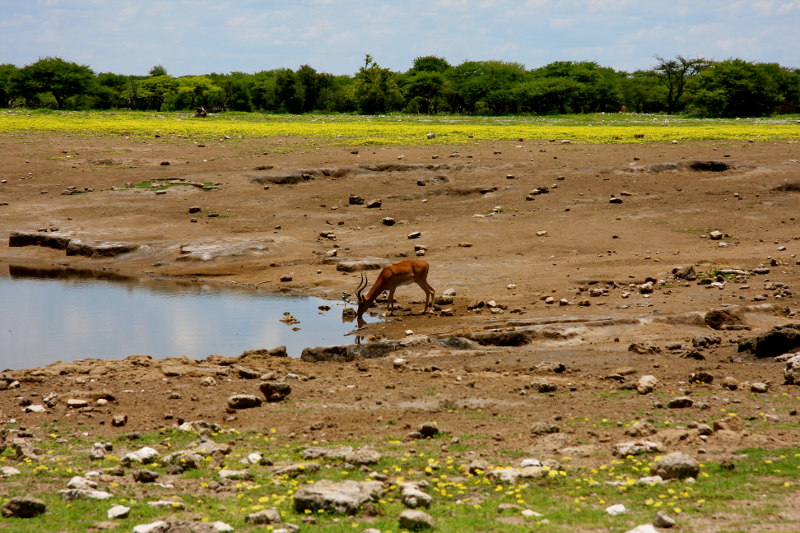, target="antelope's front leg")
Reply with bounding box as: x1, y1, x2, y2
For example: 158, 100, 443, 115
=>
387, 288, 396, 314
